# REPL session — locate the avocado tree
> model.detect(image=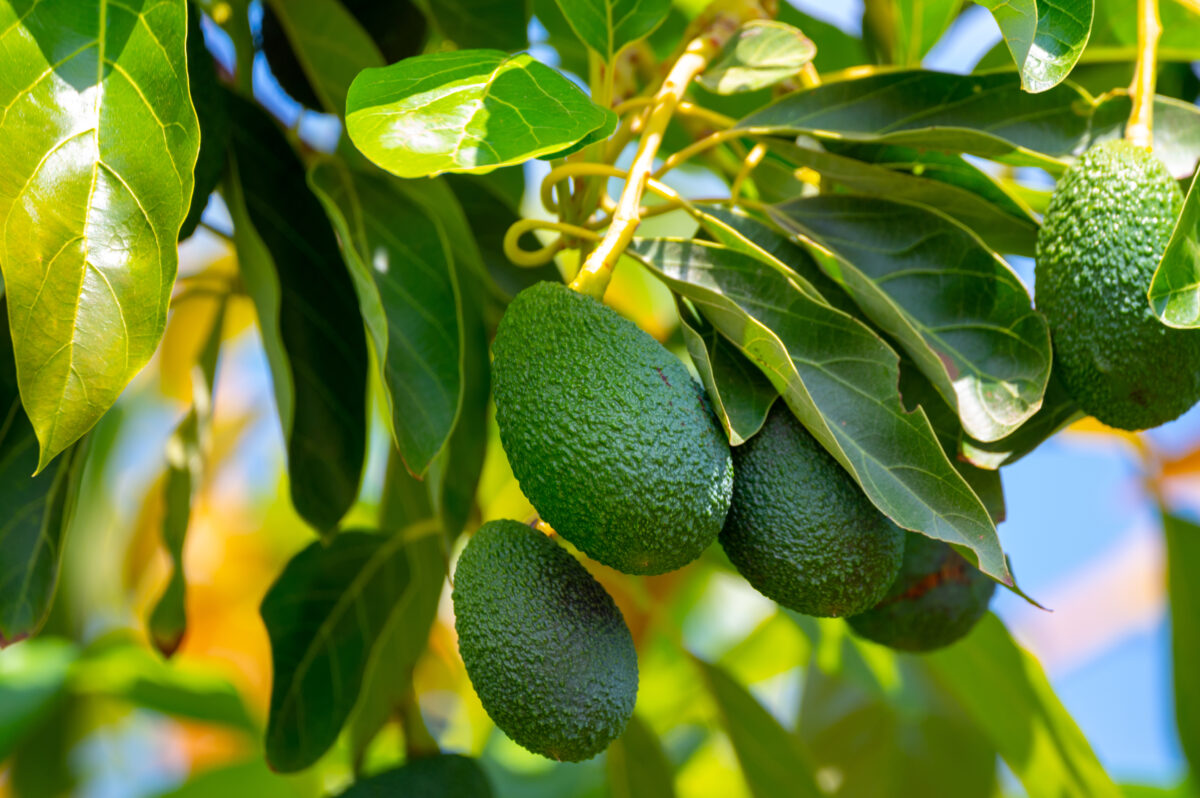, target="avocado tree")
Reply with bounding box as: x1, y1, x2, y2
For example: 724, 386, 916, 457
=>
2, 0, 1200, 795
